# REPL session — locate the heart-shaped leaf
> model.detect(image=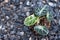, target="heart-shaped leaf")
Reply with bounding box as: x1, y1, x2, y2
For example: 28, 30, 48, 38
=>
24, 14, 39, 26
34, 5, 48, 17
46, 12, 53, 22
34, 25, 49, 35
